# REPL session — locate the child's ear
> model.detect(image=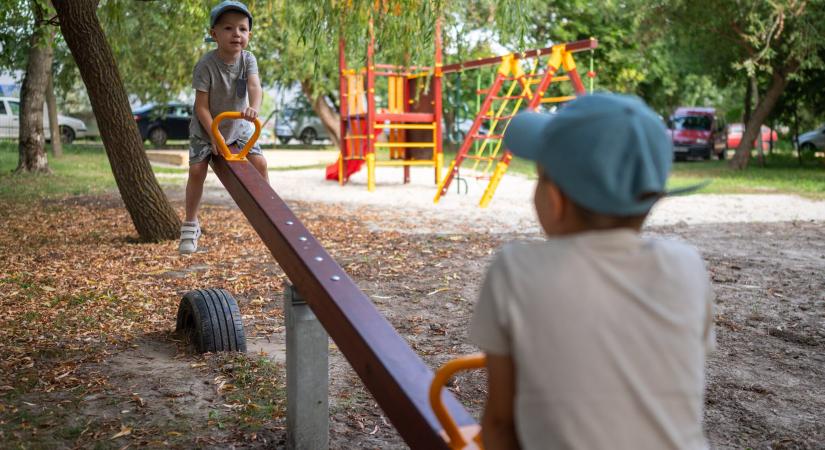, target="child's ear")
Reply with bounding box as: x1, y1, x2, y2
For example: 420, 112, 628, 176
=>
544, 182, 565, 222
209, 28, 217, 40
